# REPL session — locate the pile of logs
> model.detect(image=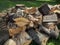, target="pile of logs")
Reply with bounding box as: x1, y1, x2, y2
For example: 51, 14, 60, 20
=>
0, 4, 60, 45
